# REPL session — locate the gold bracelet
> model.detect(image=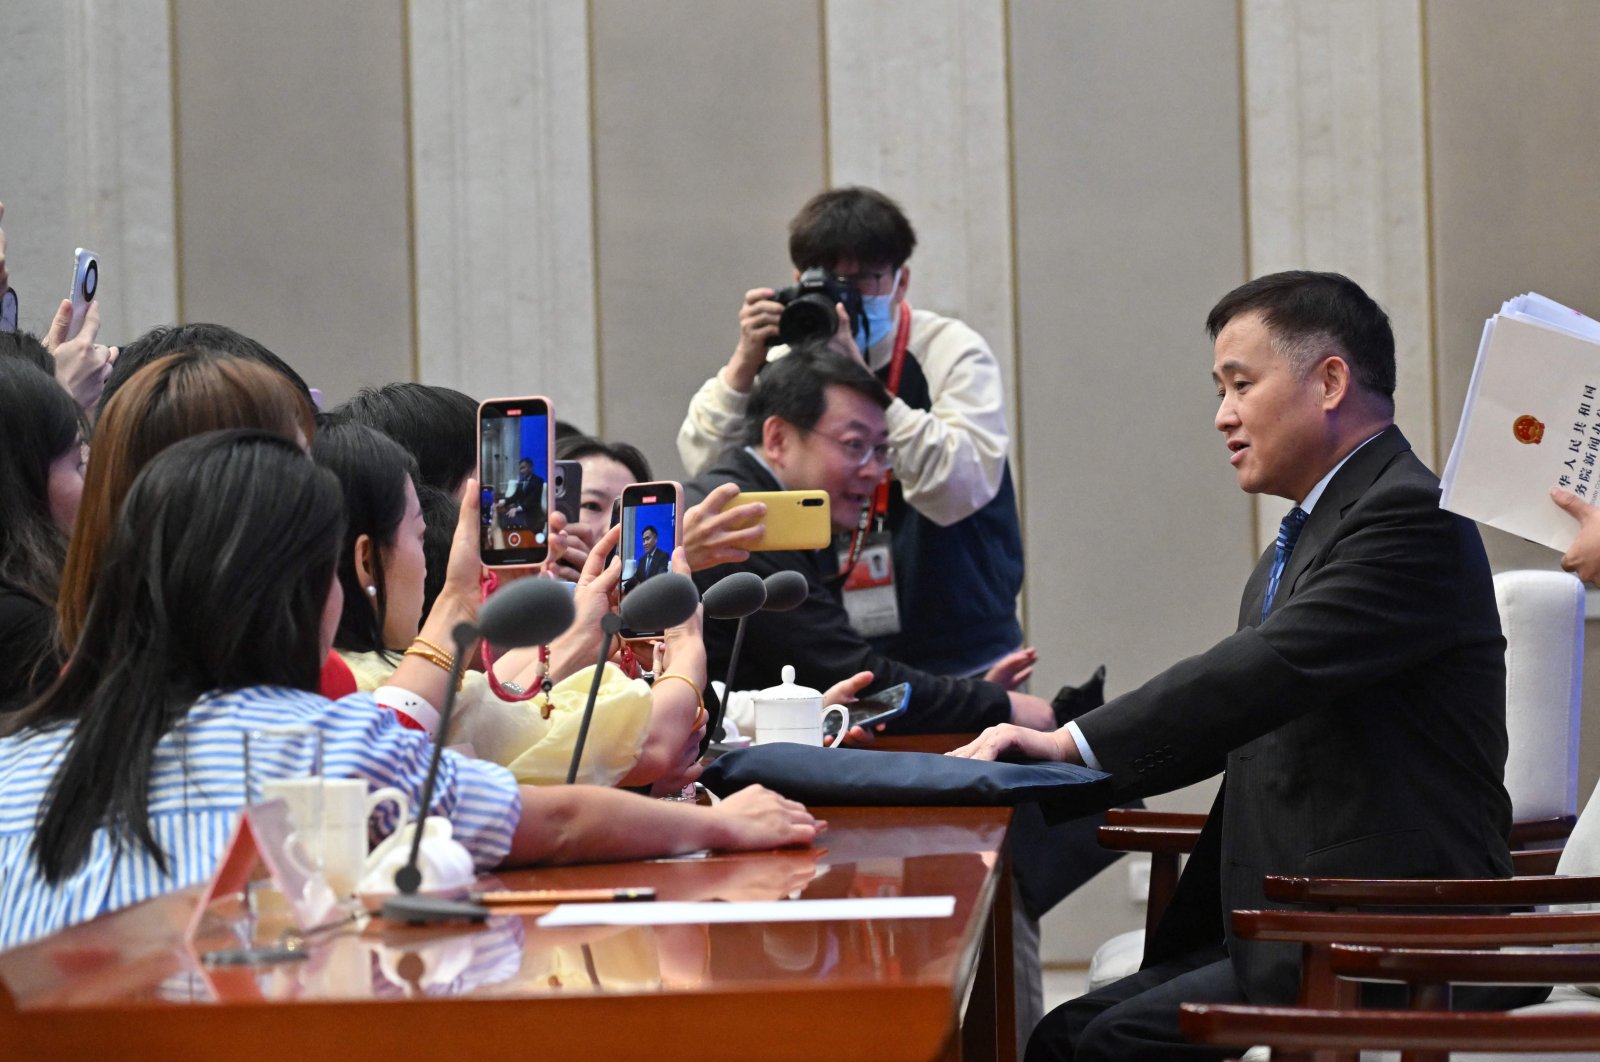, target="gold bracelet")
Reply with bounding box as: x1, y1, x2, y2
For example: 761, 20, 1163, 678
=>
653, 672, 706, 725
412, 636, 453, 660
405, 642, 464, 691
